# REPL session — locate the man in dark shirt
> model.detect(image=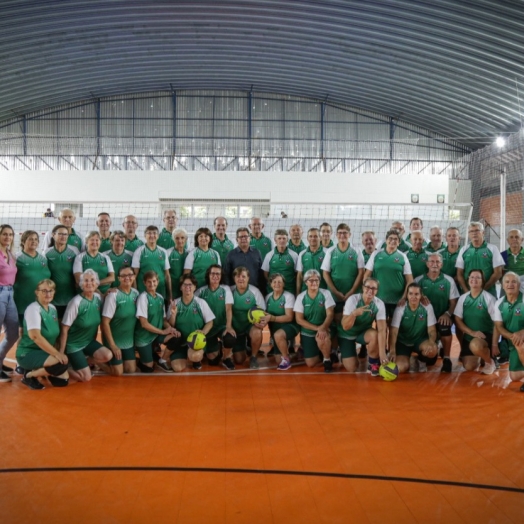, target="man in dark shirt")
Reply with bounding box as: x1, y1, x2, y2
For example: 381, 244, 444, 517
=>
224, 227, 263, 290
